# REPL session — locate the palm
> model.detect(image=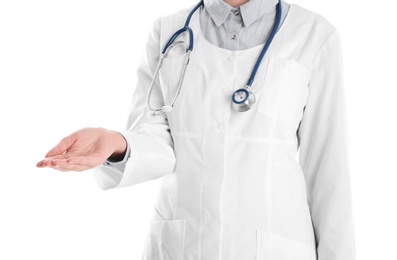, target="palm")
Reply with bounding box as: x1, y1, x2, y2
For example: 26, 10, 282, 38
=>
36, 127, 126, 171
62, 130, 112, 160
